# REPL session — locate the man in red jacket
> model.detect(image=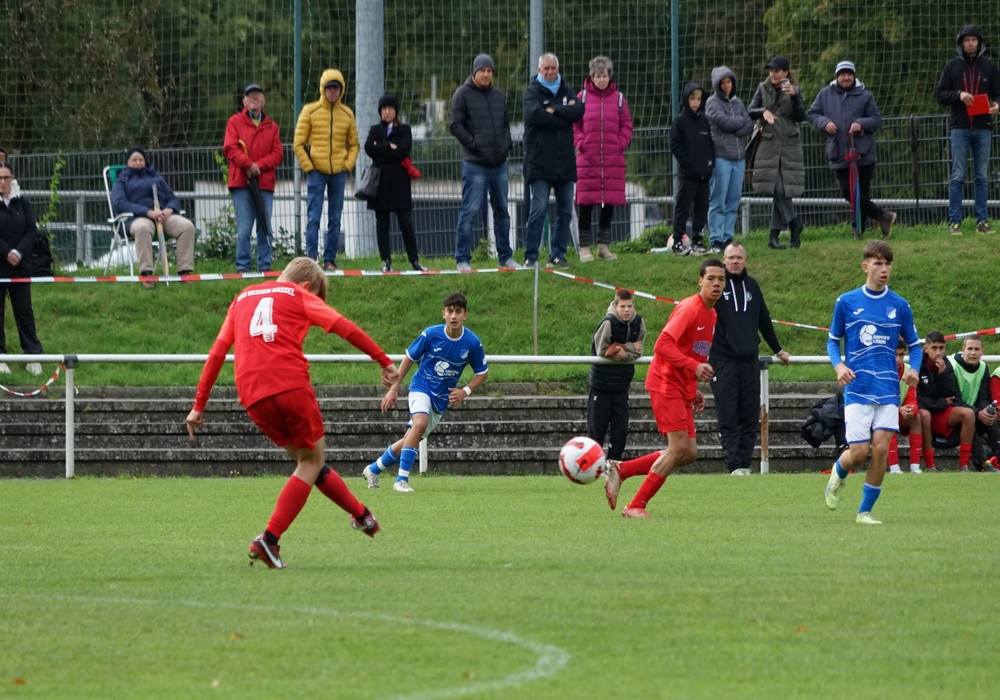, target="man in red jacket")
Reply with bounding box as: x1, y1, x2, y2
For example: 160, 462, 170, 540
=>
224, 83, 284, 273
